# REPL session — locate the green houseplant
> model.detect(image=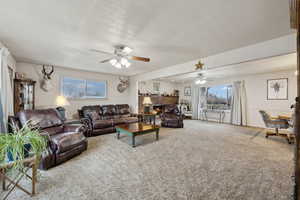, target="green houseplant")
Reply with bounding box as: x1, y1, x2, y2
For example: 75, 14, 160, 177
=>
0, 121, 47, 169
